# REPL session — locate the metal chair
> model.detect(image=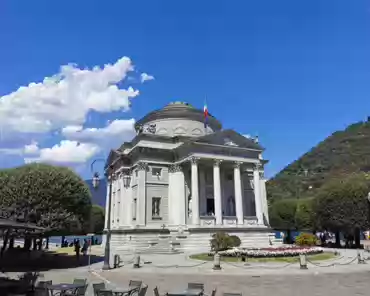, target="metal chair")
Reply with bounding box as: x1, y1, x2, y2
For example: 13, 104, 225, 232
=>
154, 286, 168, 296
138, 285, 148, 296
73, 278, 87, 285
34, 280, 52, 296
97, 291, 114, 296
75, 284, 88, 296
93, 283, 106, 296
129, 280, 143, 288
188, 283, 204, 291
